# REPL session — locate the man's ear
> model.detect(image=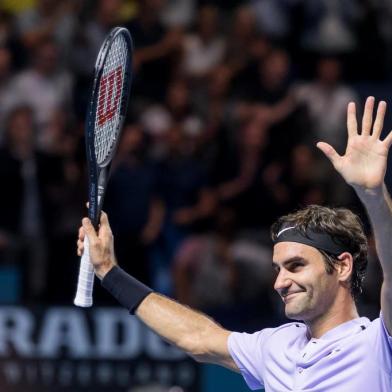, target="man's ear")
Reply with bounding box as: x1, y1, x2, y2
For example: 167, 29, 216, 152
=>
336, 252, 354, 284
